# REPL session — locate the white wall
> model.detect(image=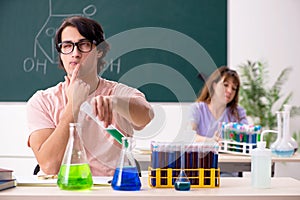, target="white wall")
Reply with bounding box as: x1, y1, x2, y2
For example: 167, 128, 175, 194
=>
133, 103, 195, 149
0, 103, 37, 176
228, 0, 300, 134
228, 0, 300, 179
